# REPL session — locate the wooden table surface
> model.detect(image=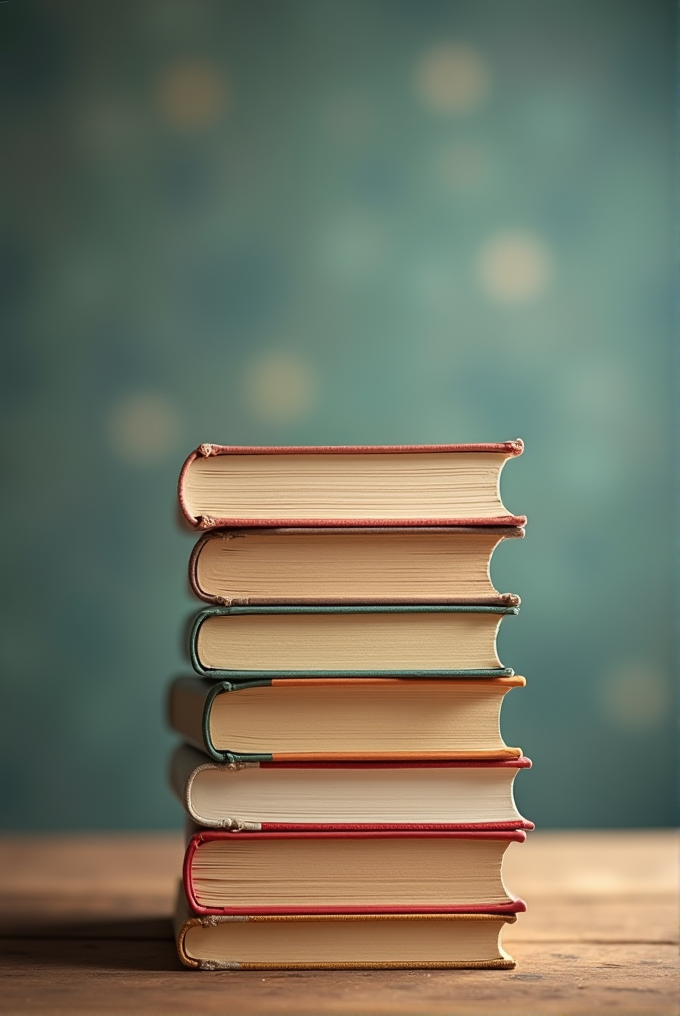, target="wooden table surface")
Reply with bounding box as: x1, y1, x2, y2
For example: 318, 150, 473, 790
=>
0, 830, 677, 1015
